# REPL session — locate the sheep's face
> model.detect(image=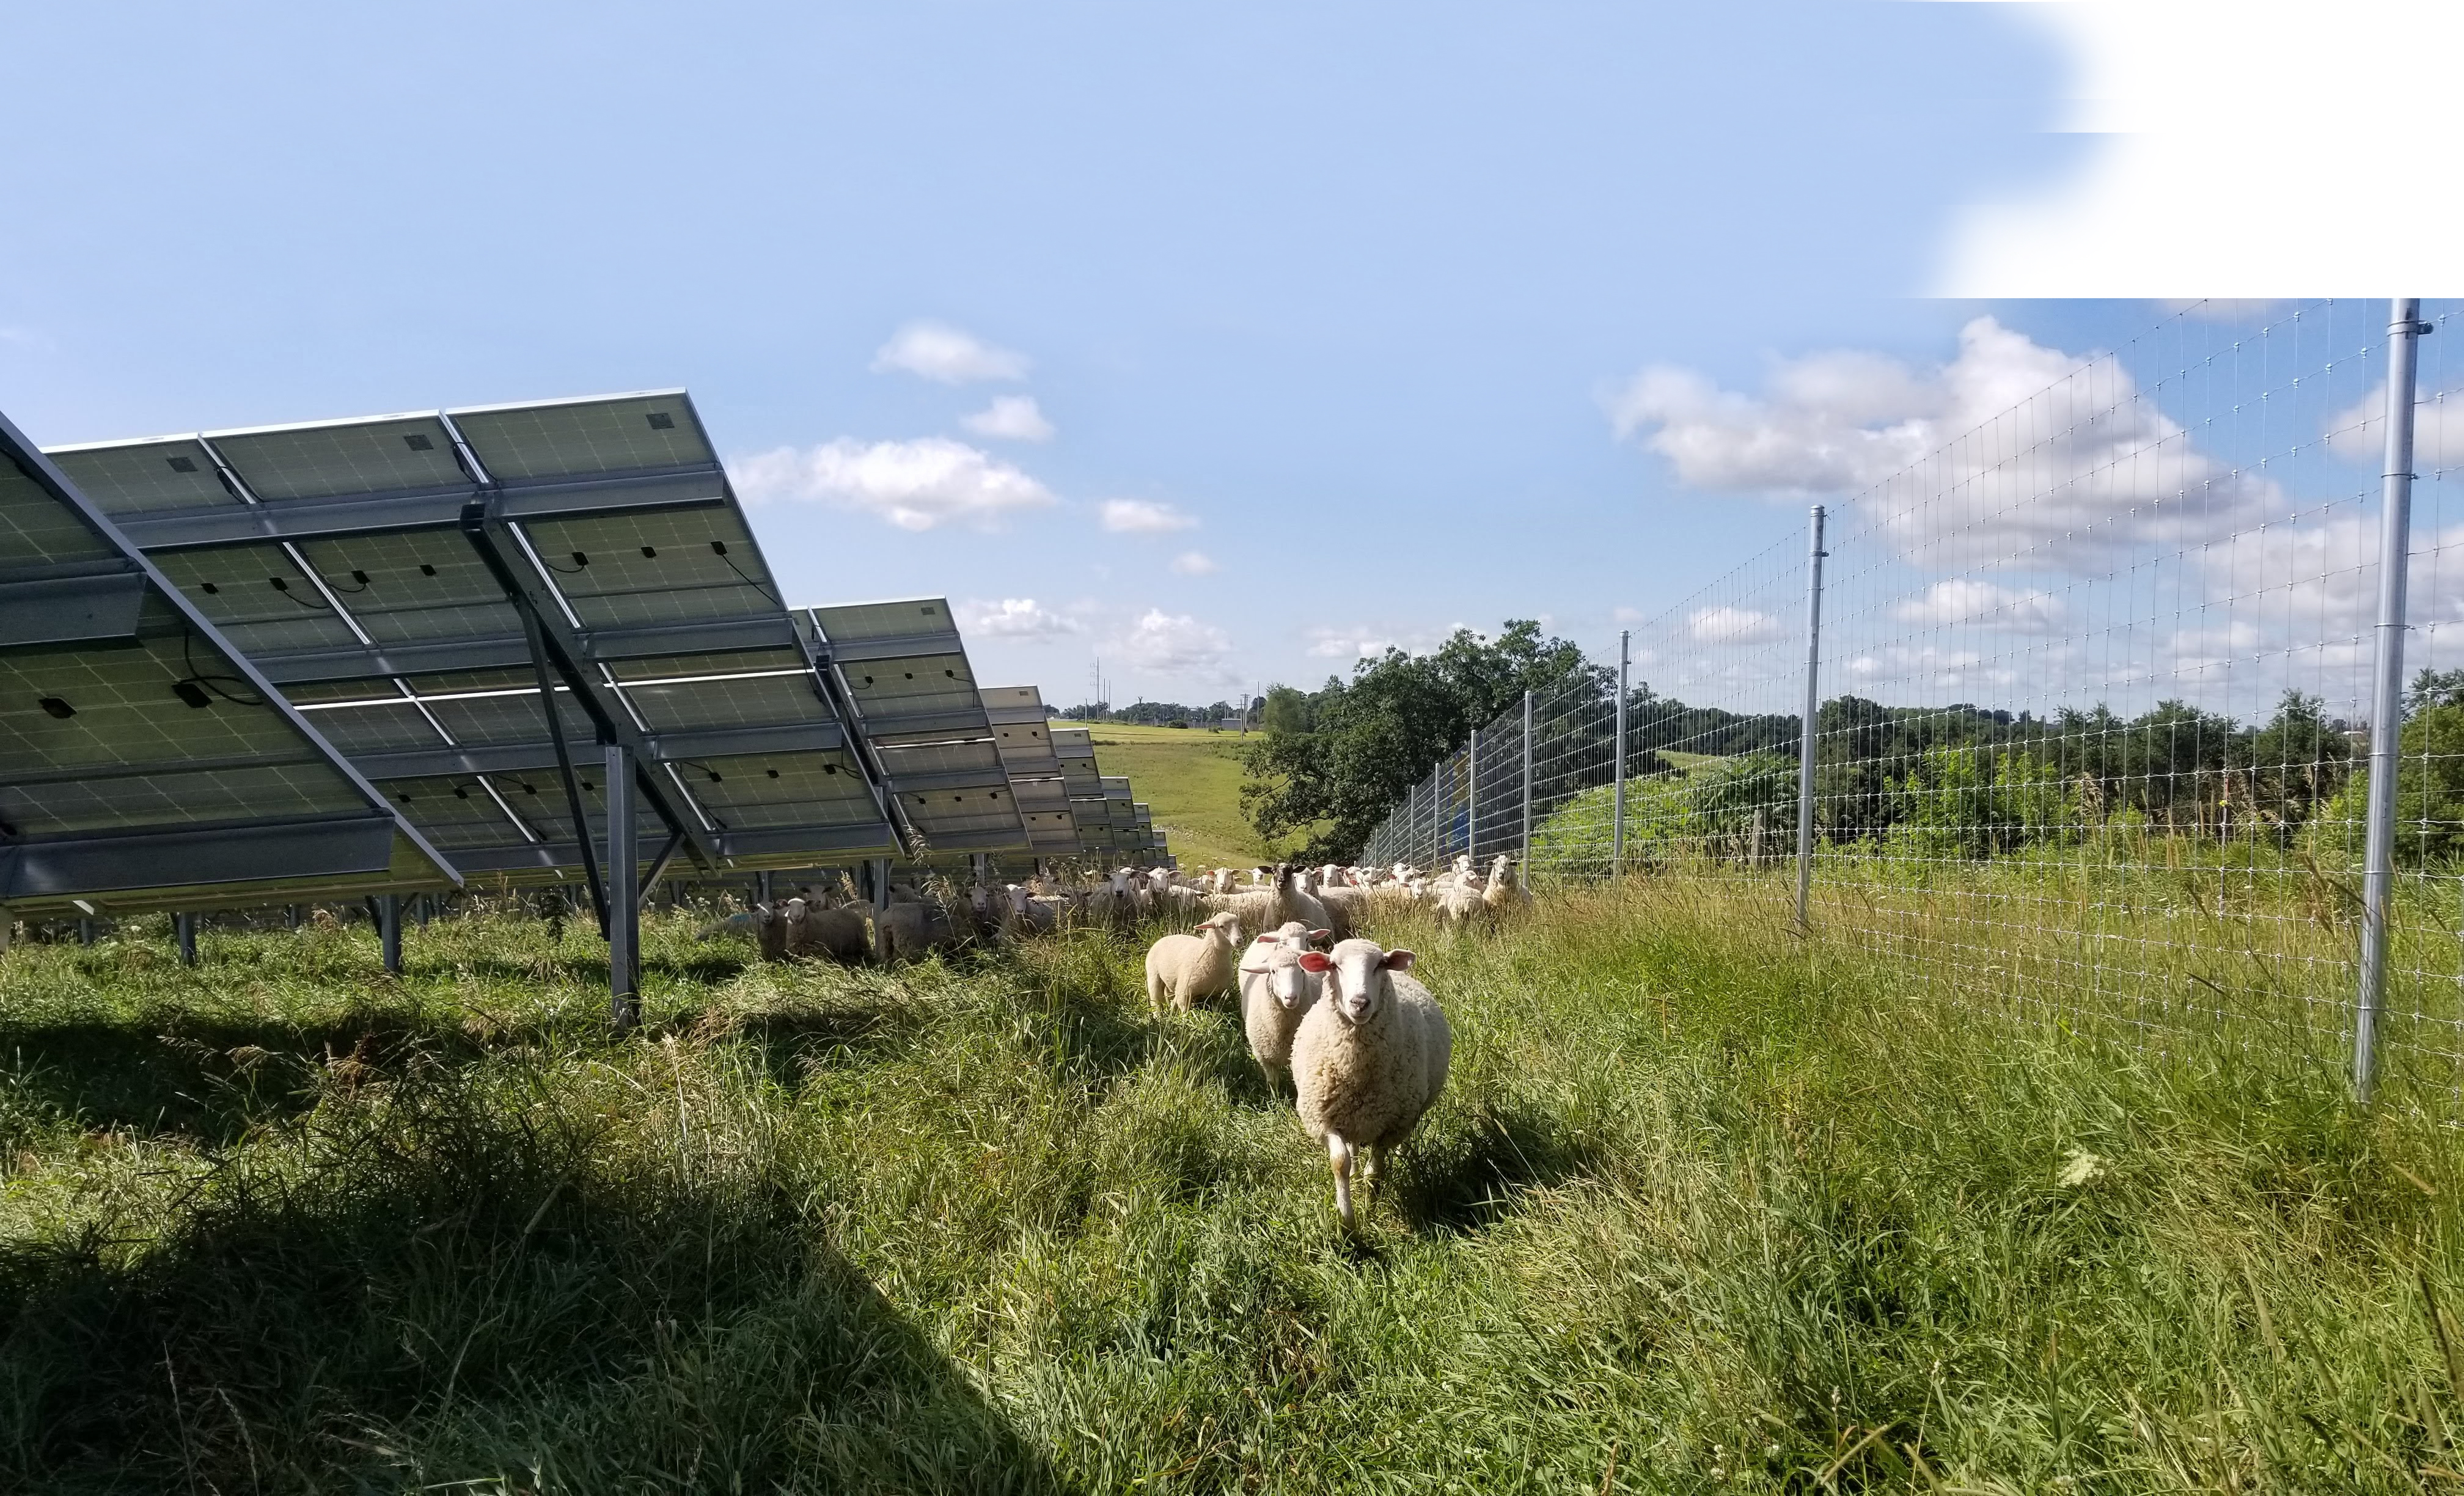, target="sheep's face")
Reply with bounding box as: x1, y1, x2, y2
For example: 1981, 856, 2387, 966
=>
783, 898, 809, 924
1264, 950, 1316, 1010
1302, 939, 1415, 1025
